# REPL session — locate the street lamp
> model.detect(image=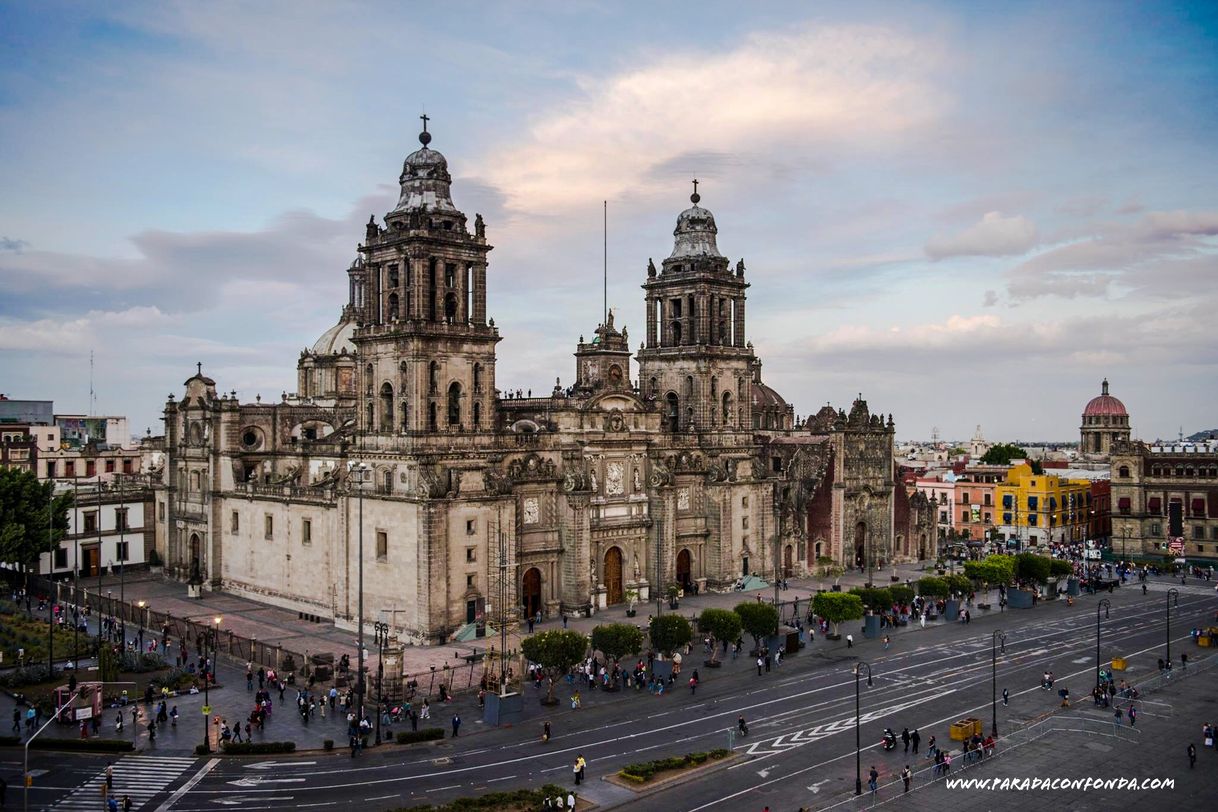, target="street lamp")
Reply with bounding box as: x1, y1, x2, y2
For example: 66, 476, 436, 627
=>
1165, 588, 1179, 664
349, 462, 371, 737
991, 630, 1006, 736
853, 661, 873, 796
1095, 598, 1111, 690
373, 621, 389, 744
136, 600, 147, 653
201, 616, 221, 753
